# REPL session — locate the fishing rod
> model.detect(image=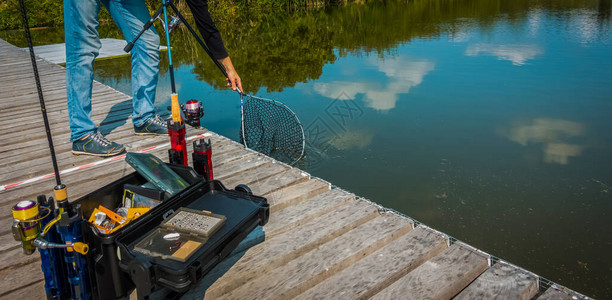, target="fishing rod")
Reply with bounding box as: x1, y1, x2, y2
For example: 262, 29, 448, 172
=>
127, 0, 305, 164
162, 0, 189, 166
18, 0, 63, 191
13, 1, 90, 298
125, 0, 192, 166
162, 1, 250, 148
